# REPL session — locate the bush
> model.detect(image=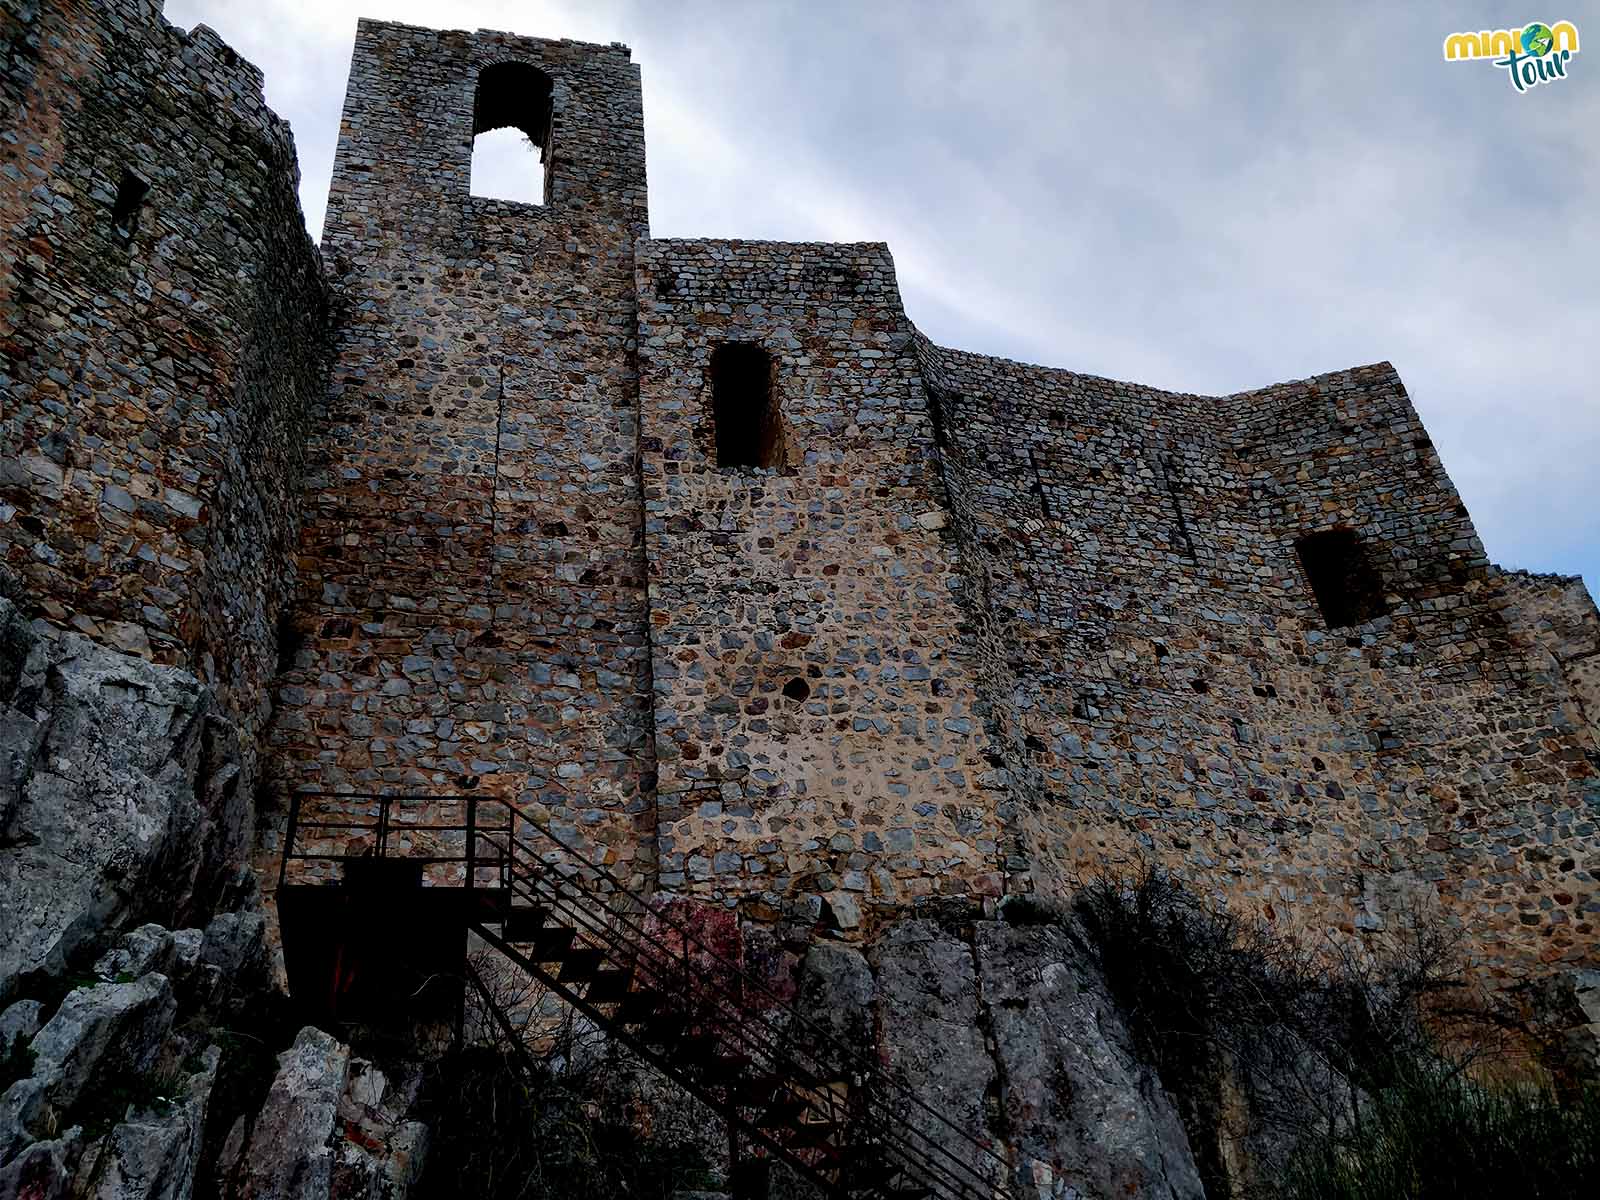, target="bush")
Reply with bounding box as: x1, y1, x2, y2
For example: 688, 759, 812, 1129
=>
414, 1045, 716, 1200
412, 950, 719, 1199
1282, 1062, 1600, 1200
1071, 864, 1537, 1198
